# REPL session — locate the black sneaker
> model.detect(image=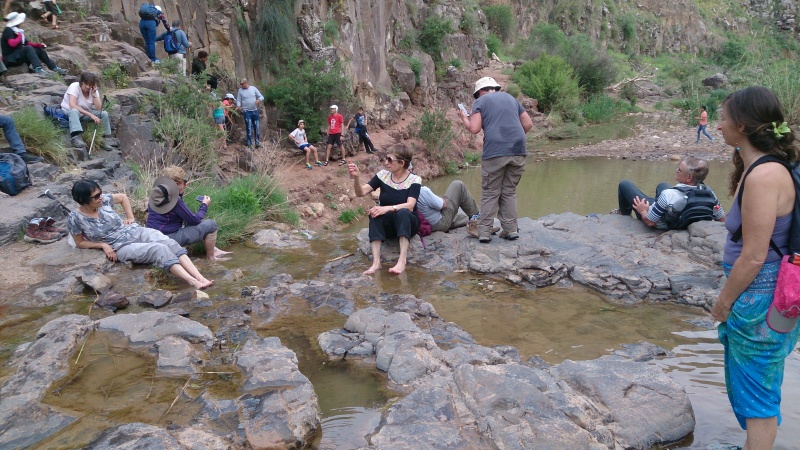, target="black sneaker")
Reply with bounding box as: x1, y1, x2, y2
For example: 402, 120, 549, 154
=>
19, 152, 43, 163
